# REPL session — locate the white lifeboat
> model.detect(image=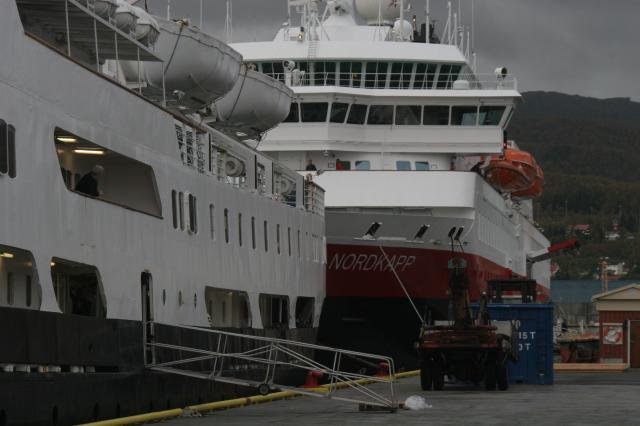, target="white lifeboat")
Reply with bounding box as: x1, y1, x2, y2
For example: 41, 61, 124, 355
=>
93, 0, 118, 20
214, 65, 293, 135
114, 1, 137, 34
